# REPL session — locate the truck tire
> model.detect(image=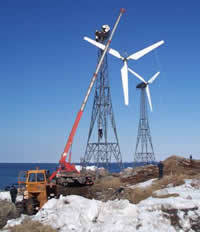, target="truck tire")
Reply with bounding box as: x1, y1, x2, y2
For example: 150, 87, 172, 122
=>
25, 198, 38, 215
15, 201, 25, 215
